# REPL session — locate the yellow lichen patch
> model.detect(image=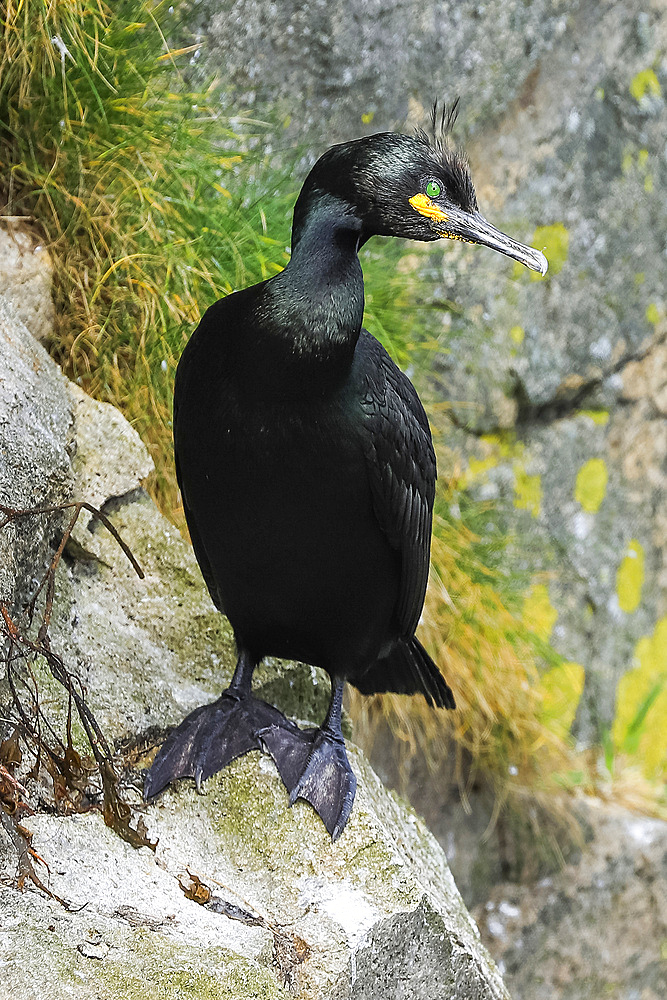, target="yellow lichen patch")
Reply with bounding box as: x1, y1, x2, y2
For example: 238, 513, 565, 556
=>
481, 431, 523, 460
361, 110, 375, 124
463, 432, 523, 487
574, 457, 608, 513
510, 325, 525, 344
523, 584, 558, 642
514, 467, 542, 518
612, 617, 667, 780
467, 452, 500, 481
514, 223, 568, 281
629, 68, 662, 101
616, 539, 645, 613
539, 661, 585, 738
646, 302, 661, 326
577, 409, 609, 426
